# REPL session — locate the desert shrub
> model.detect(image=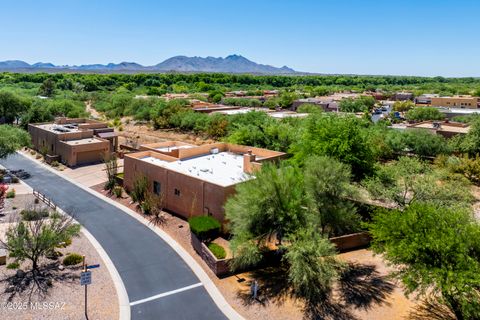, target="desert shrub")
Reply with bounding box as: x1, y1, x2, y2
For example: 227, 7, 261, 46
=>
6, 189, 16, 198
20, 209, 49, 221
51, 161, 59, 167
208, 243, 226, 259
113, 186, 123, 198
63, 253, 83, 266
131, 175, 148, 203
188, 216, 221, 242
30, 150, 36, 155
